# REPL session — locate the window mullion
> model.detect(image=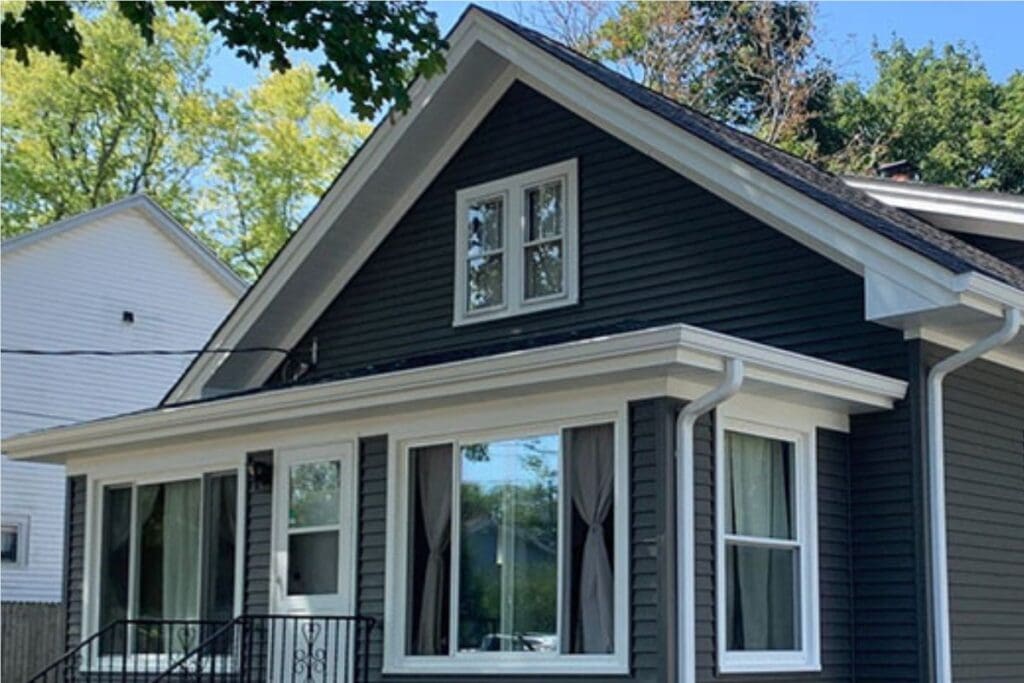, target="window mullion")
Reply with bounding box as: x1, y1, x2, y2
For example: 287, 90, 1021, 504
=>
448, 440, 461, 658
508, 185, 522, 313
